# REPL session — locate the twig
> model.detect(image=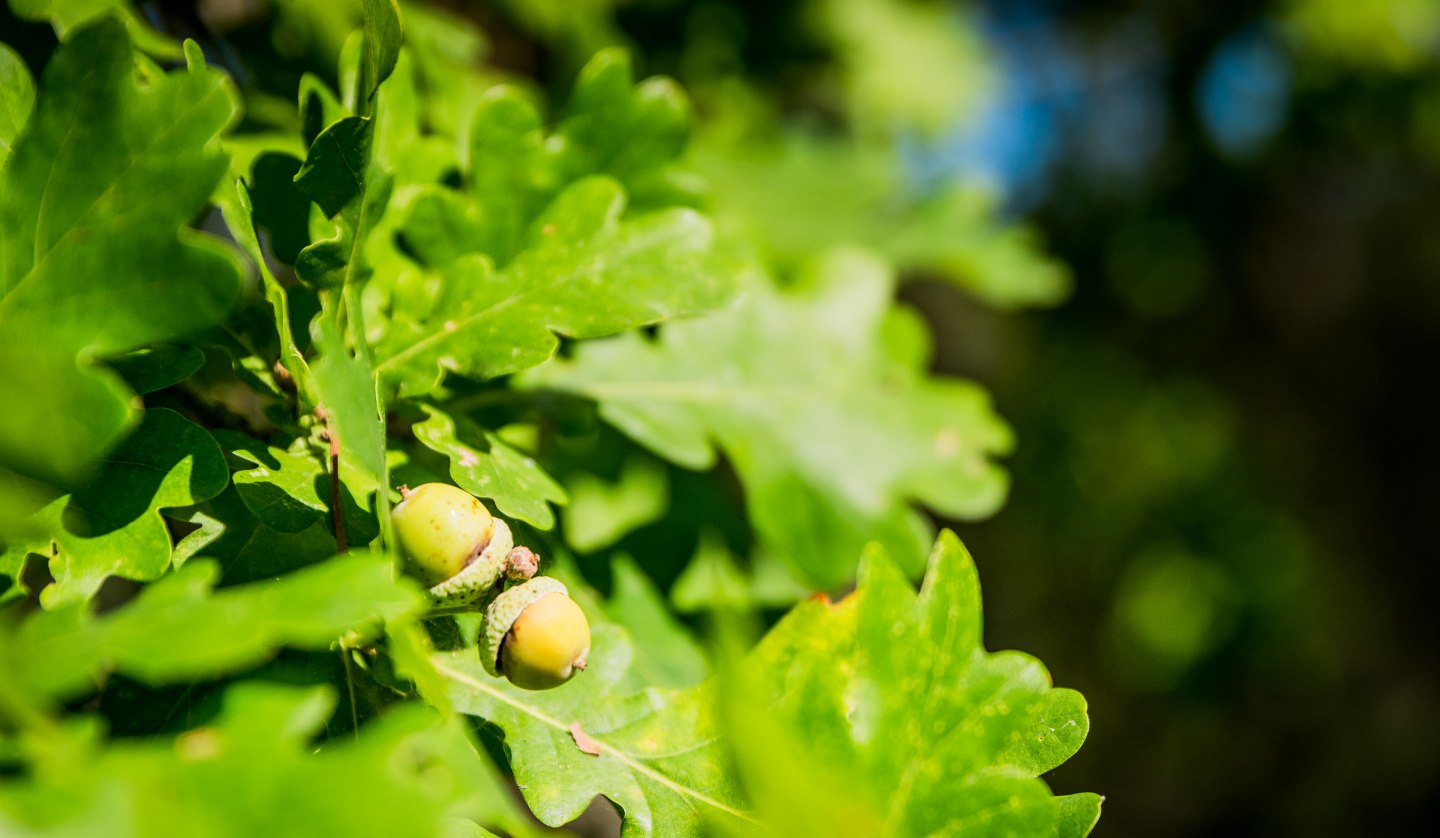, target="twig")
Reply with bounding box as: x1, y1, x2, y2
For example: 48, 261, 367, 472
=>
339, 644, 360, 743
316, 405, 348, 553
